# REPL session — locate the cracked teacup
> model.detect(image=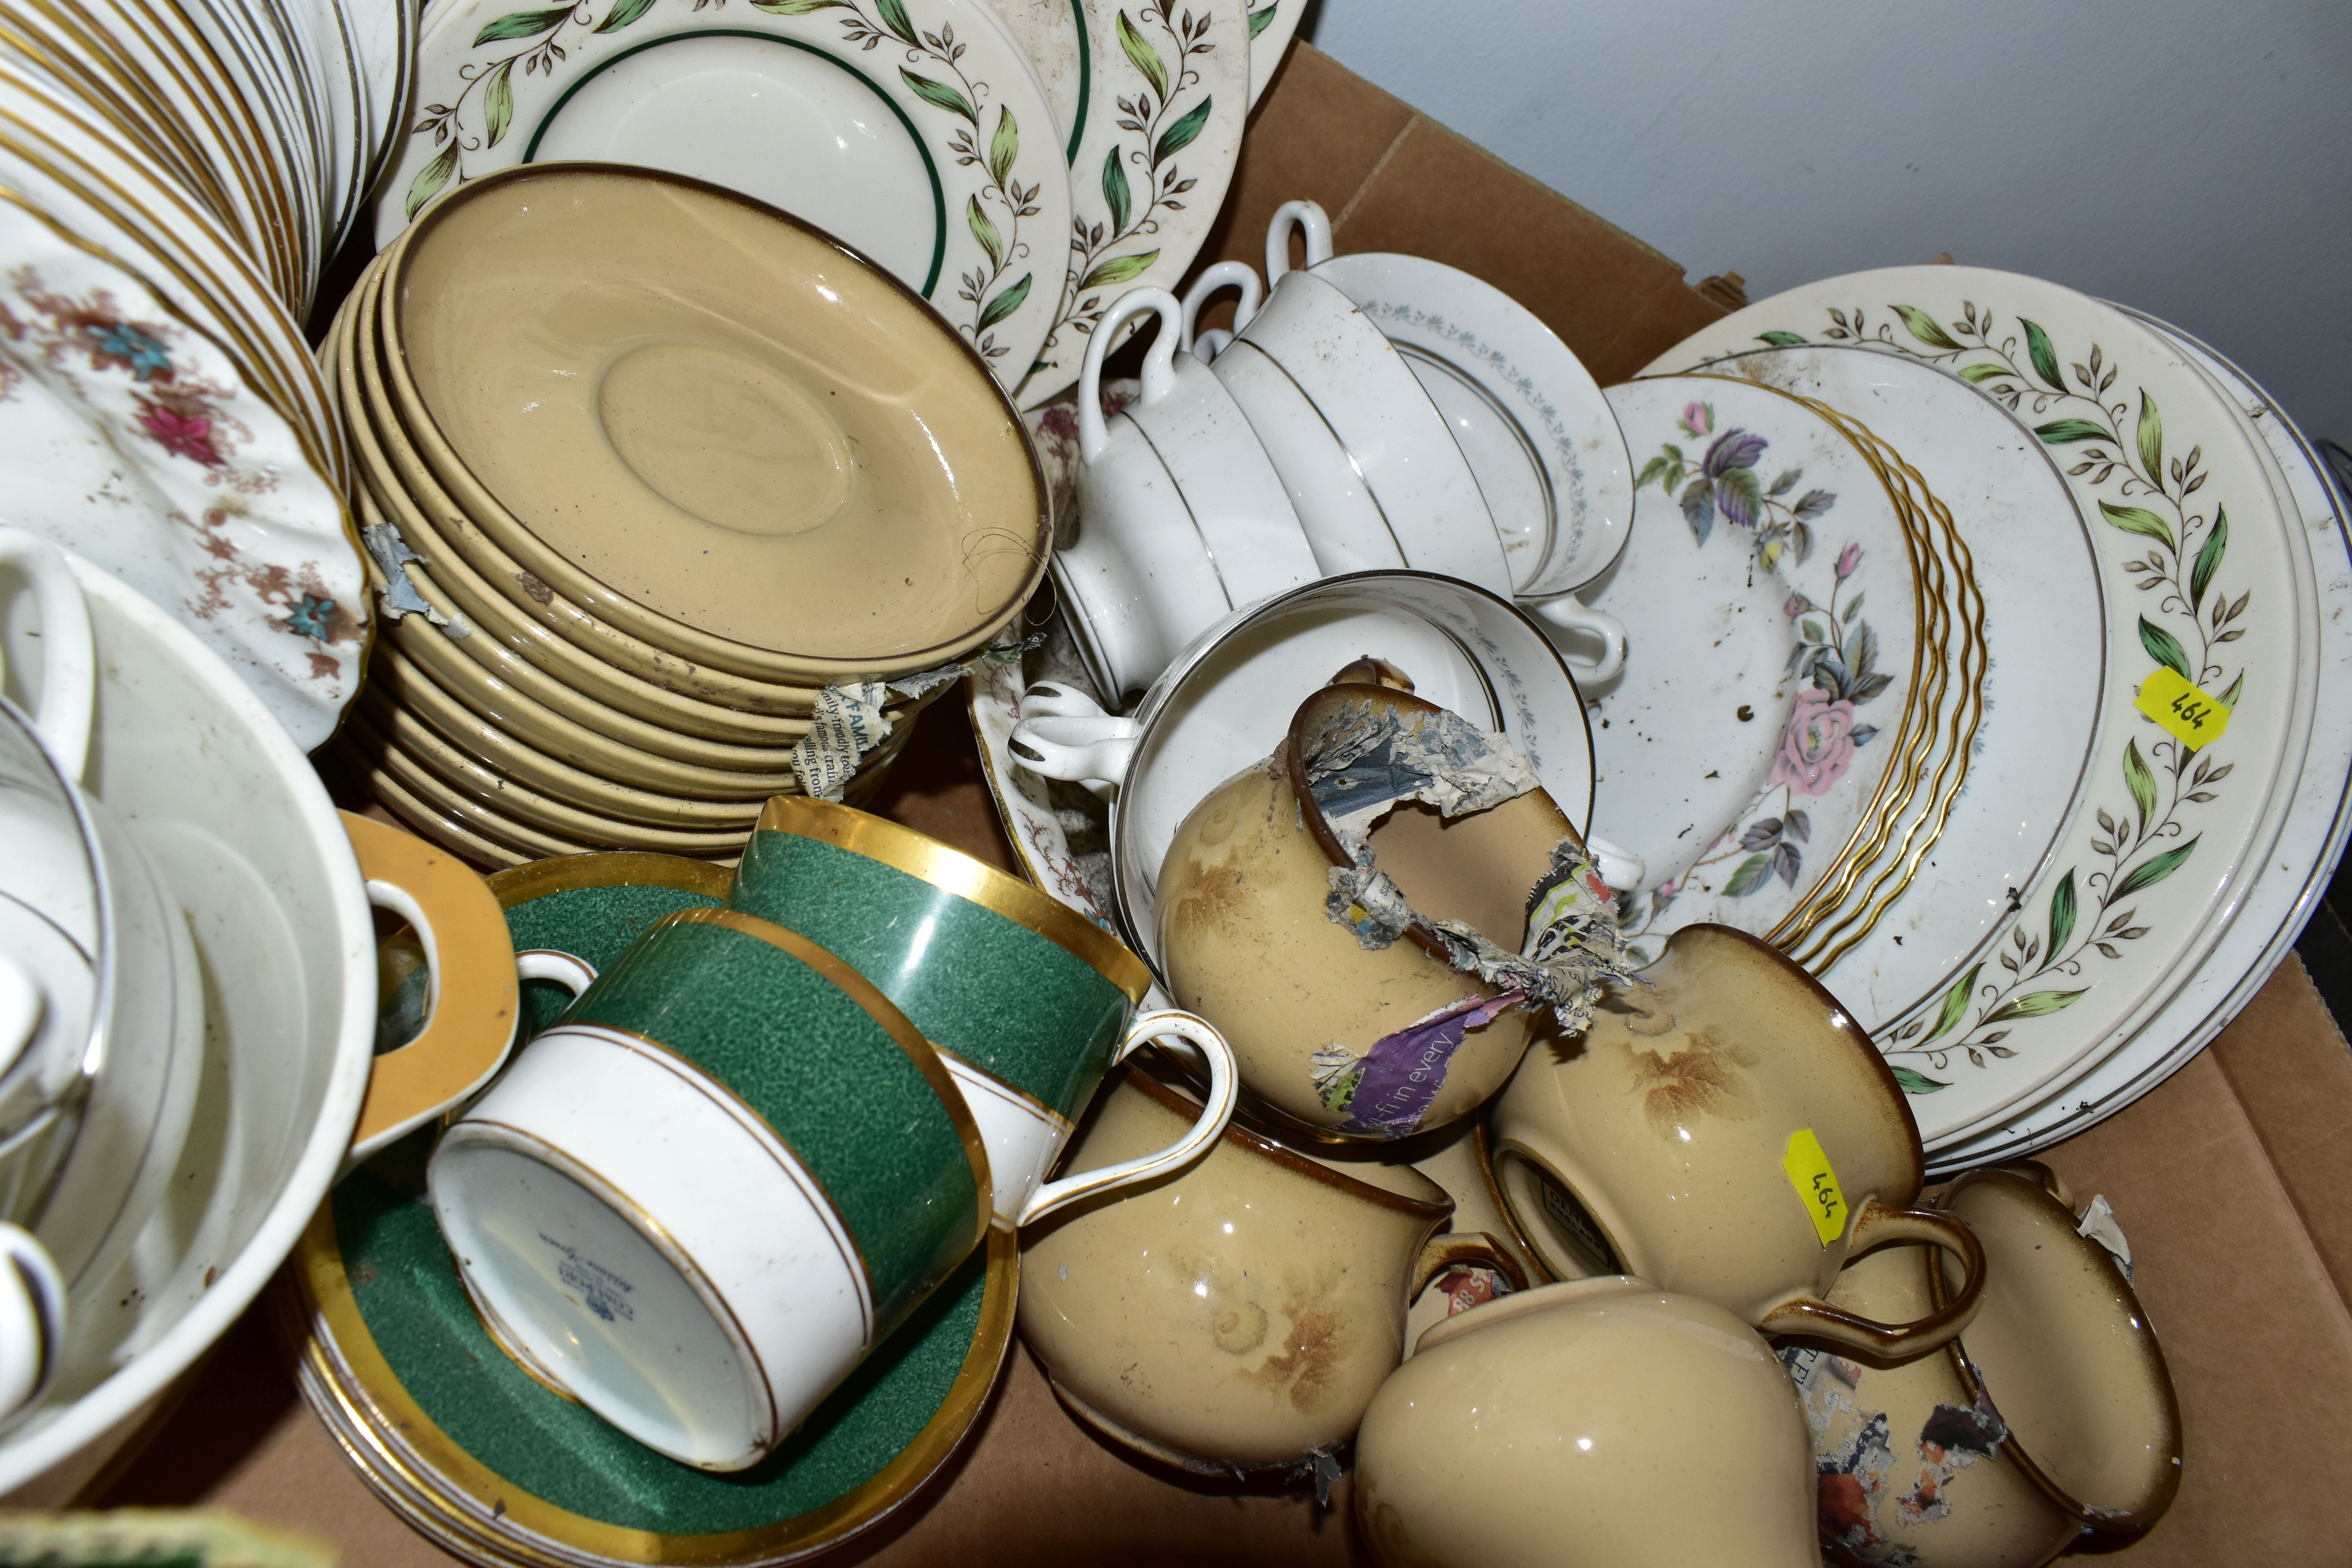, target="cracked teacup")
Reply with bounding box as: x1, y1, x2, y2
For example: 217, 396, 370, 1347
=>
429, 905, 992, 1471
1158, 680, 1634, 1143
1017, 1066, 1517, 1475
1490, 922, 1988, 1358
